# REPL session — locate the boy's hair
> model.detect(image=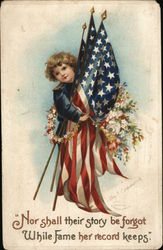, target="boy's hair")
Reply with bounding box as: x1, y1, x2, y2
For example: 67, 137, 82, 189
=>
45, 52, 77, 82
